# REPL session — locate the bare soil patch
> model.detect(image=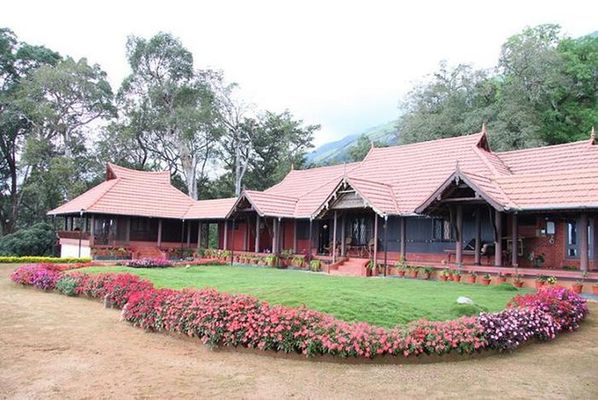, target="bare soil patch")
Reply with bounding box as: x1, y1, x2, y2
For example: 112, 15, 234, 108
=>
1, 266, 597, 399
